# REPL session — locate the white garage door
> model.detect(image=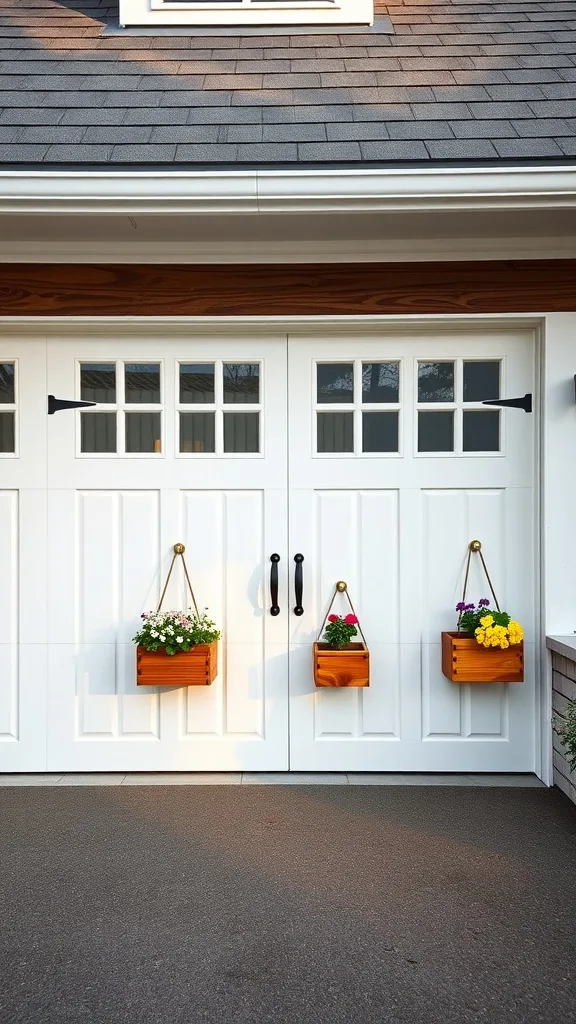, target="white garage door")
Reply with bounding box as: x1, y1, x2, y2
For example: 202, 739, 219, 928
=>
0, 327, 537, 774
